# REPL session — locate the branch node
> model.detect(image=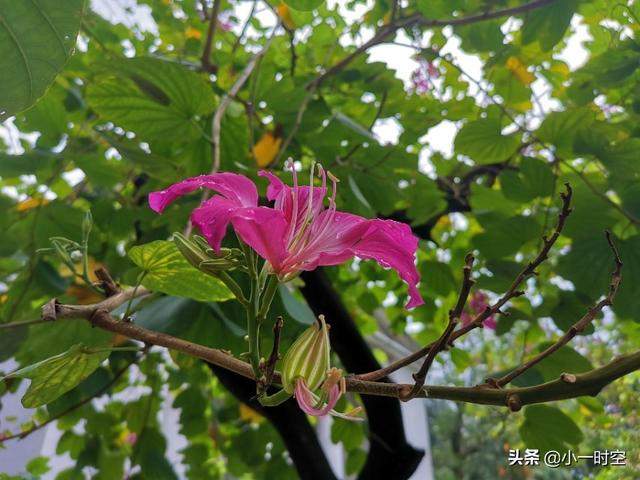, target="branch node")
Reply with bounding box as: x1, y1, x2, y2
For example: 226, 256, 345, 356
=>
94, 267, 120, 297
41, 298, 59, 322
507, 394, 522, 412
560, 373, 577, 384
